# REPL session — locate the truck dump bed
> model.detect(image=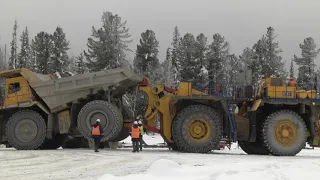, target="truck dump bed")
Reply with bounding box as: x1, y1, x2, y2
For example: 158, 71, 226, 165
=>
0, 68, 144, 113
31, 68, 144, 112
